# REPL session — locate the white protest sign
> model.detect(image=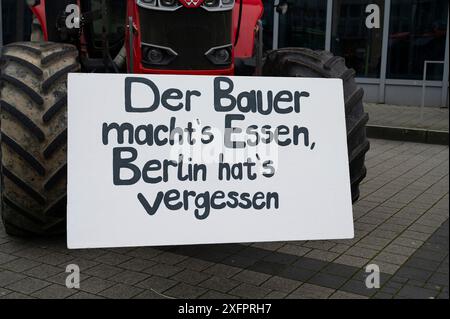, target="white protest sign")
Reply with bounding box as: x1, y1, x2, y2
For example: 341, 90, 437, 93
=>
67, 74, 354, 249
